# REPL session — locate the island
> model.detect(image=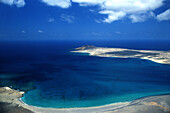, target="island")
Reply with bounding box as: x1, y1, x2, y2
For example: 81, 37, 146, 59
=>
0, 87, 170, 113
71, 45, 170, 65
